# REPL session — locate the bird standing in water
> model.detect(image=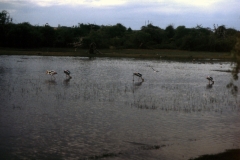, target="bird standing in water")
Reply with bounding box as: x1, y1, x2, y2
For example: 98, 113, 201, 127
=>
133, 73, 144, 82
46, 70, 57, 79
206, 76, 214, 84
64, 70, 71, 78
